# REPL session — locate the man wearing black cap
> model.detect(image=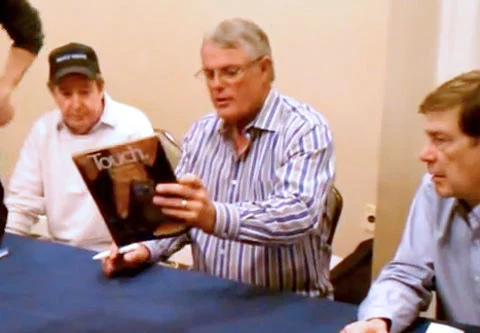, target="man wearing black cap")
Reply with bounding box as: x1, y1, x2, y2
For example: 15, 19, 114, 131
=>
4, 42, 154, 251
